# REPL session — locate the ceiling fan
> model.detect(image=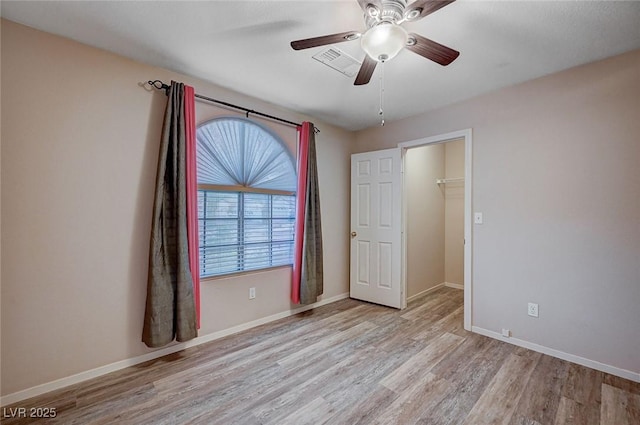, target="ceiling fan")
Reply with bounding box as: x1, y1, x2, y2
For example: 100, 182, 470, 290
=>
291, 0, 460, 85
